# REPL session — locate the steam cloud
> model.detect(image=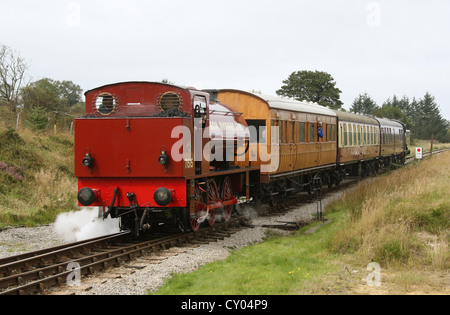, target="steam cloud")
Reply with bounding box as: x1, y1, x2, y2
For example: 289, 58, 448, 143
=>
54, 208, 120, 242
